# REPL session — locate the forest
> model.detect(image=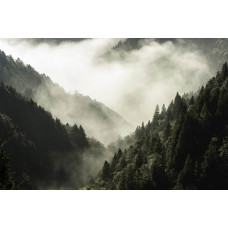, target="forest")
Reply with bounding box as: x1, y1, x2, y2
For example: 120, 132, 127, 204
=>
0, 80, 106, 189
86, 63, 228, 190
0, 50, 108, 189
0, 40, 228, 190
